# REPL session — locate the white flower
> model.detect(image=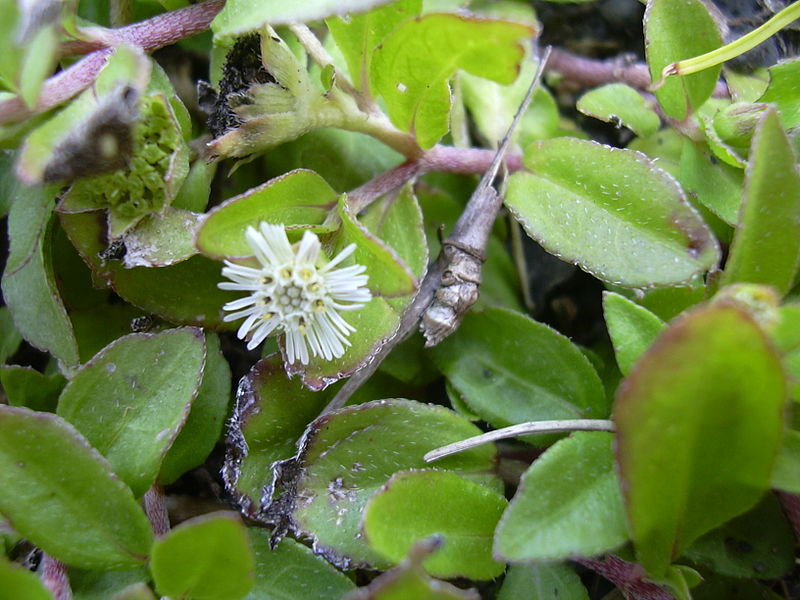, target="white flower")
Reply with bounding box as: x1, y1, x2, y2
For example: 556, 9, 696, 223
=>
218, 222, 371, 365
